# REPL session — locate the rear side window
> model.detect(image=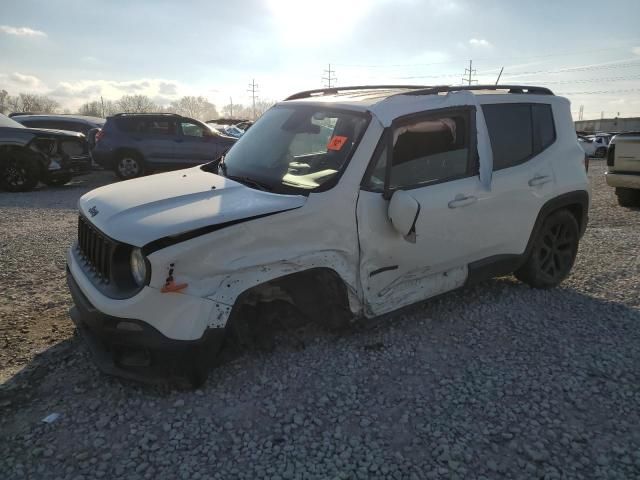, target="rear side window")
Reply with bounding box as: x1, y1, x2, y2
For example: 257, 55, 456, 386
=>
482, 103, 556, 170
117, 117, 177, 135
